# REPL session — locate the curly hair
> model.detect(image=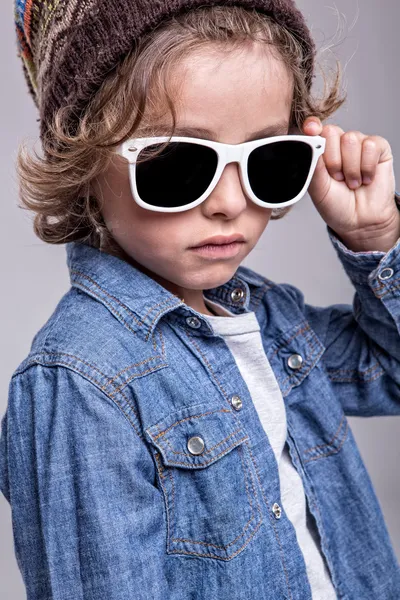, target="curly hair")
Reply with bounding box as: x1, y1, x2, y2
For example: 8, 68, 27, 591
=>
16, 5, 347, 253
